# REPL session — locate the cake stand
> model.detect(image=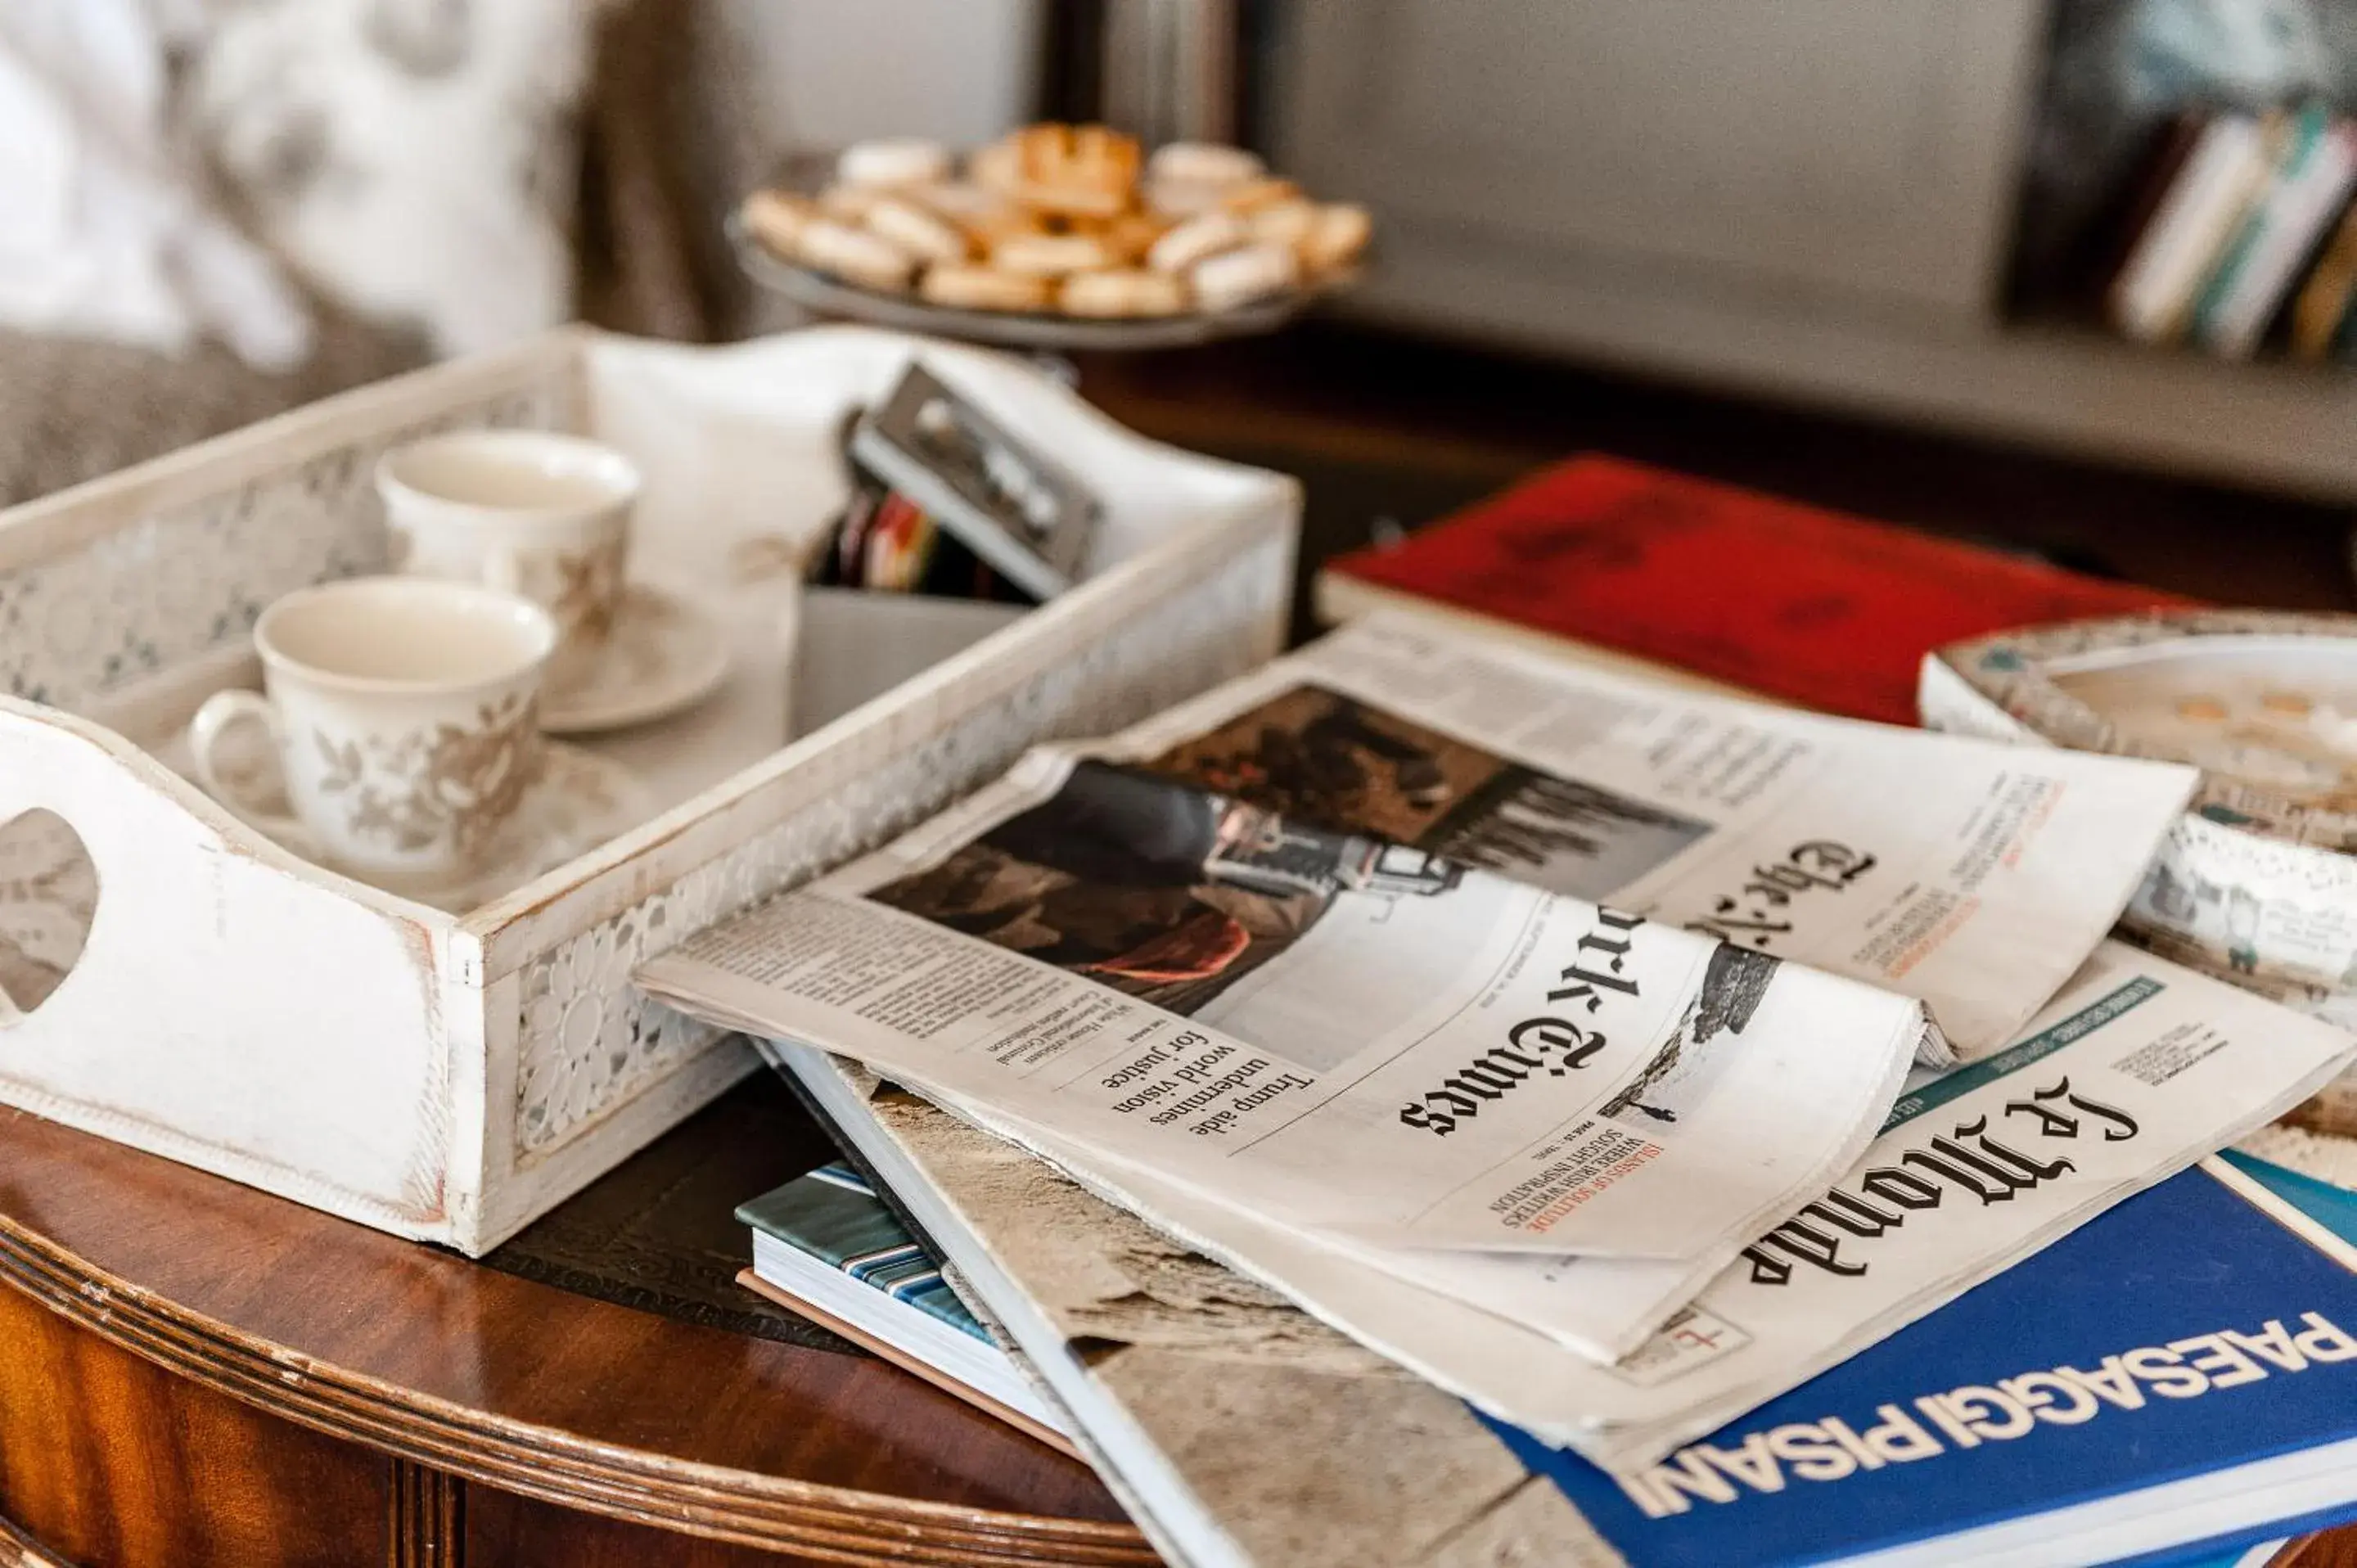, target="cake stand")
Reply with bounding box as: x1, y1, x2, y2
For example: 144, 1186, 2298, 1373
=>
727, 212, 1355, 386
